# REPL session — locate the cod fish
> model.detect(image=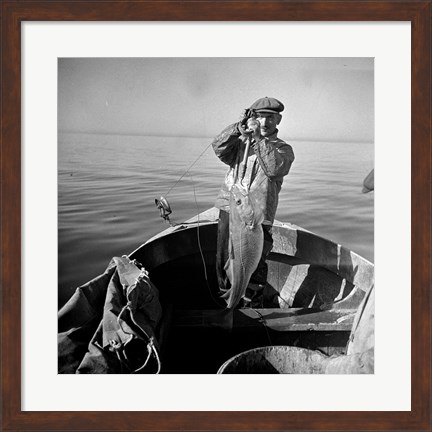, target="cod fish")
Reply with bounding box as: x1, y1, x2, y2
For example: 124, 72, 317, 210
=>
222, 183, 264, 309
